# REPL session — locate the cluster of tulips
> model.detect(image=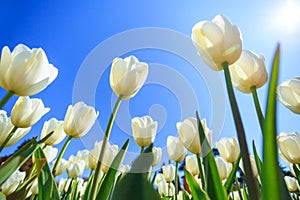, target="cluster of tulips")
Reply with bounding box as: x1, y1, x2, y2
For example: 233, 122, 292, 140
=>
0, 13, 299, 200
